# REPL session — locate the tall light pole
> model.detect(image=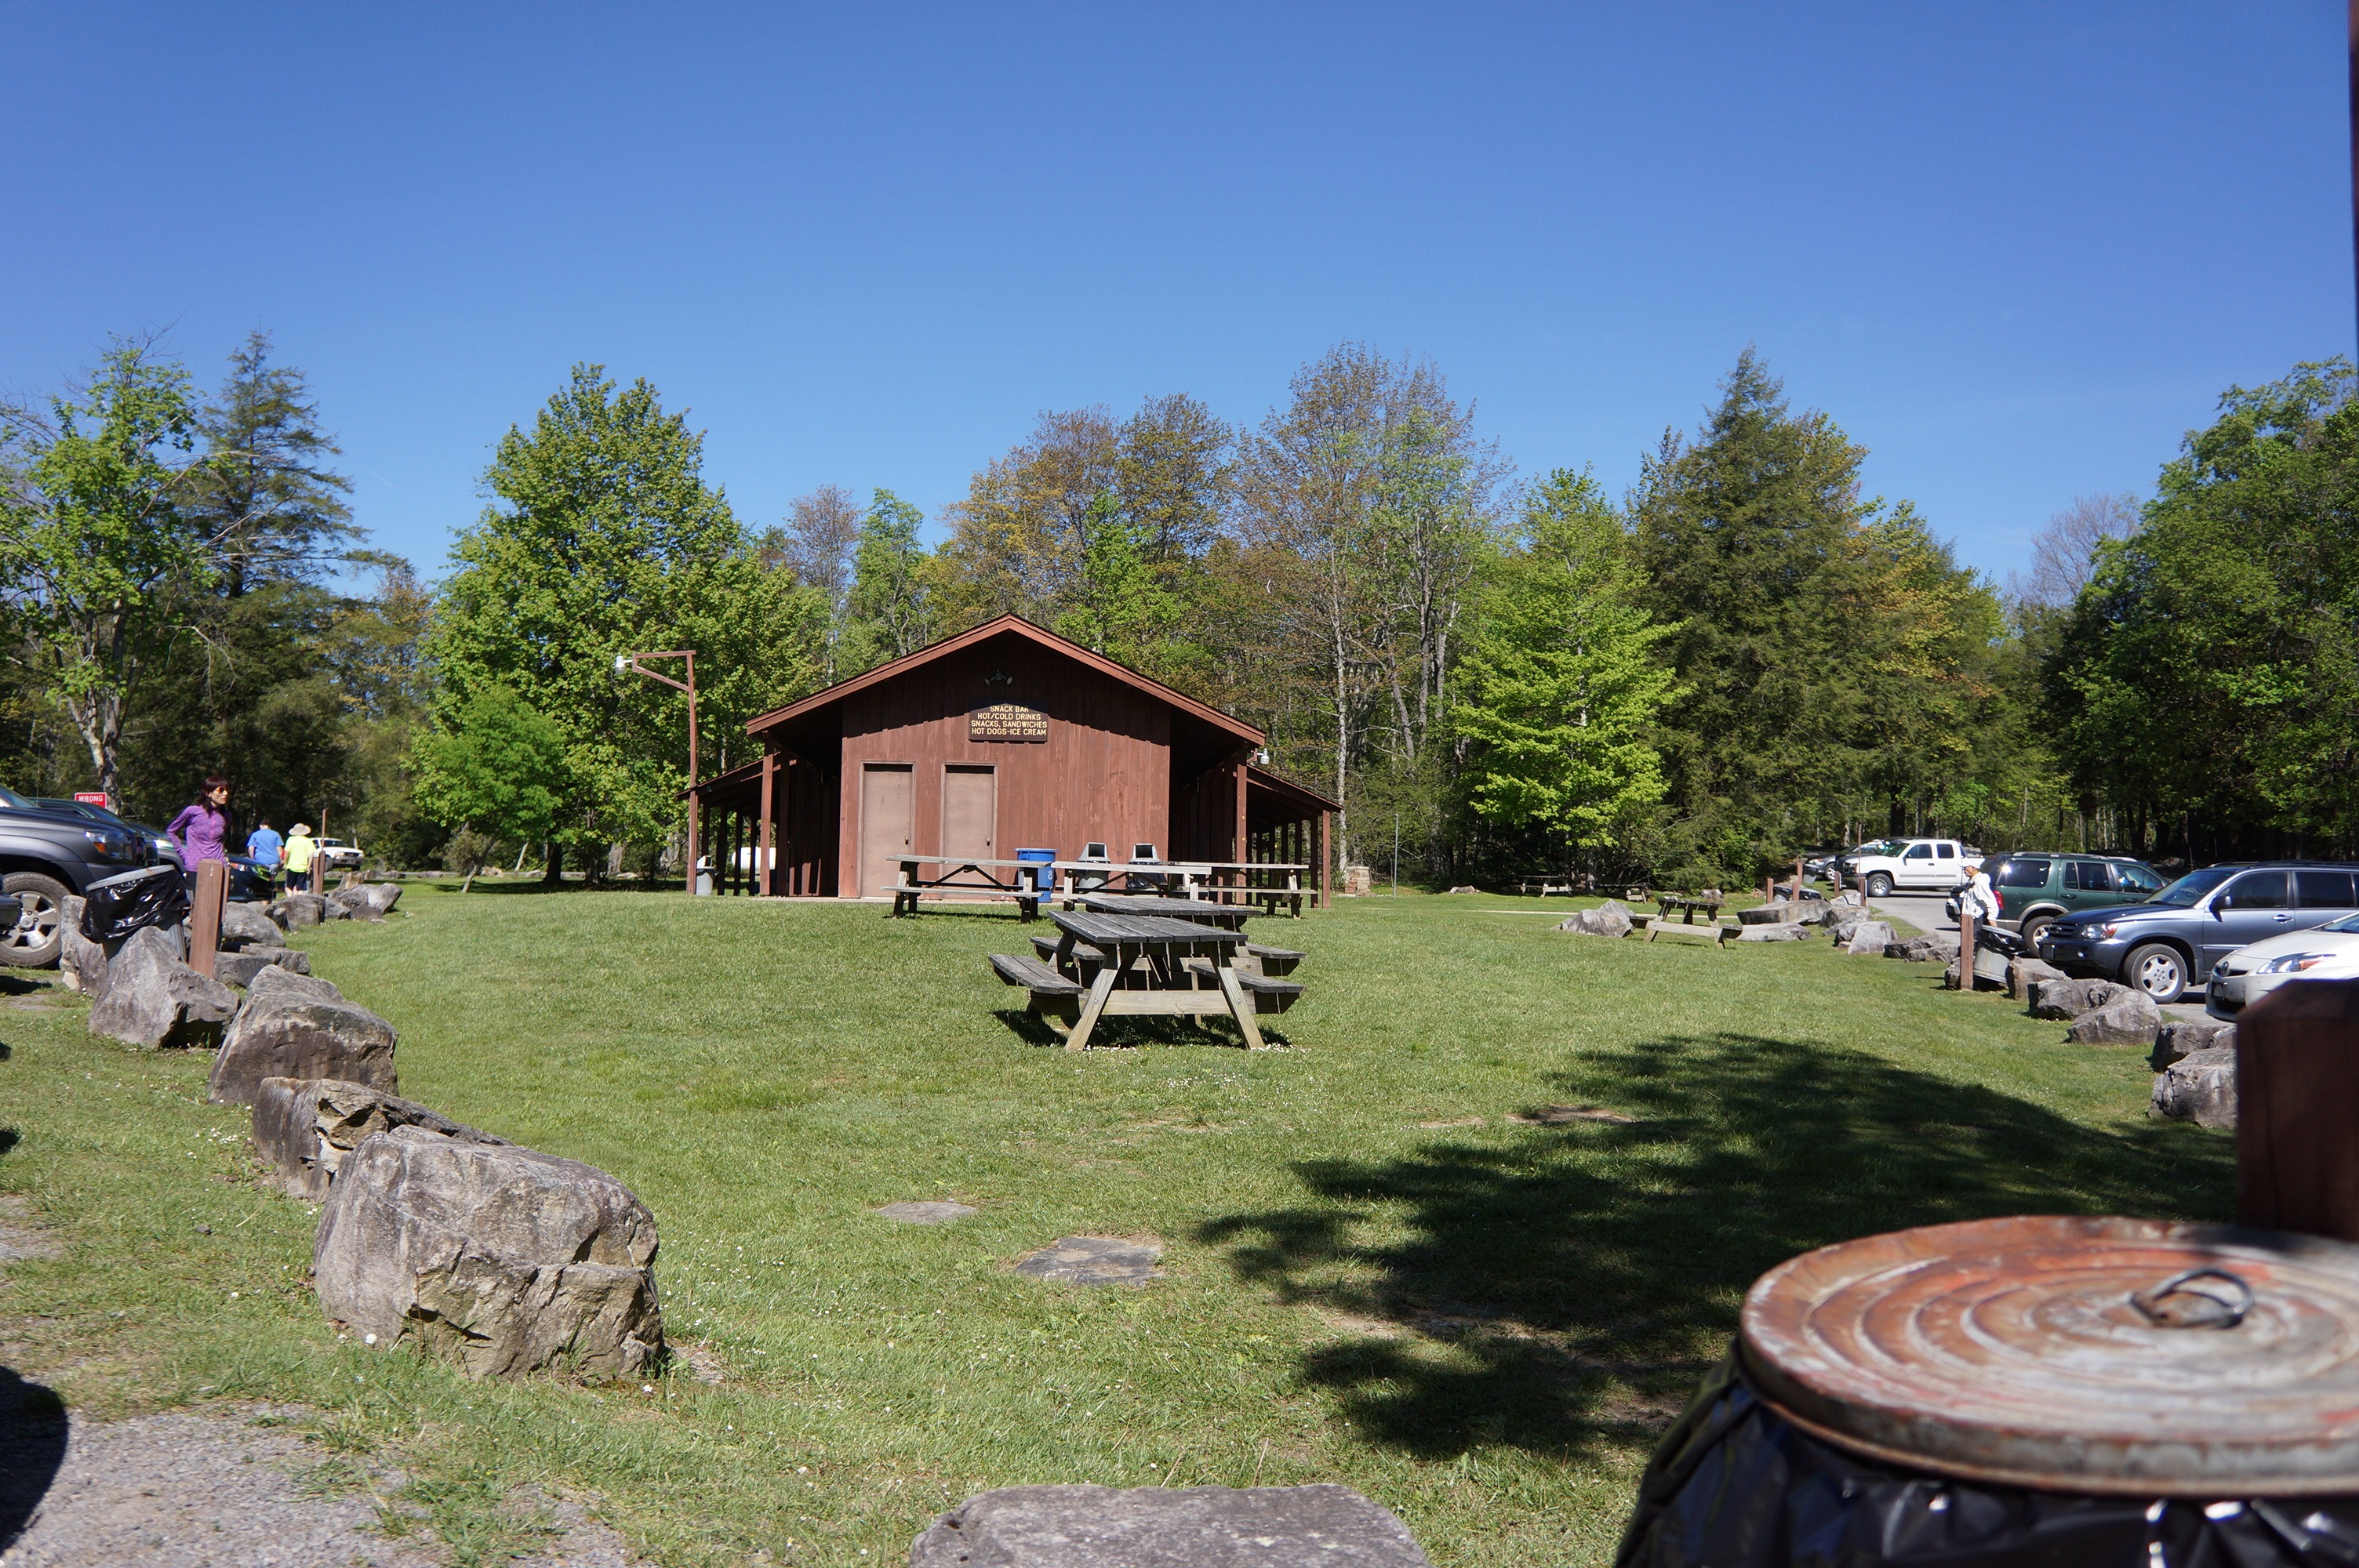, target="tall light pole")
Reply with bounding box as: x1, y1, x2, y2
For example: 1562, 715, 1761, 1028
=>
616, 650, 701, 894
